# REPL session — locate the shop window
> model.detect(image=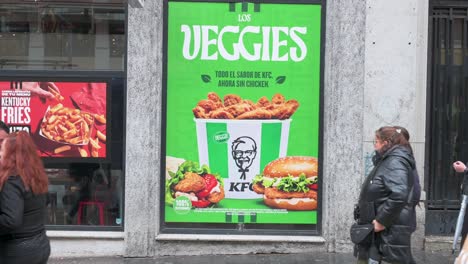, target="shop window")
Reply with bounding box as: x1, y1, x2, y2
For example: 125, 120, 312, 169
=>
0, 3, 125, 71
0, 1, 126, 230
0, 78, 125, 229
46, 165, 122, 226
41, 78, 125, 229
